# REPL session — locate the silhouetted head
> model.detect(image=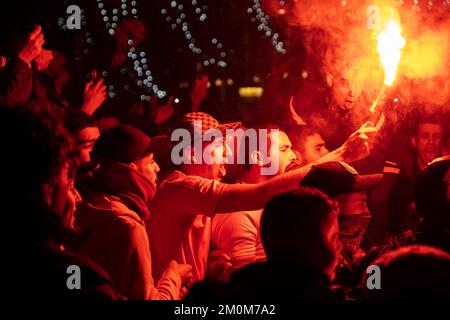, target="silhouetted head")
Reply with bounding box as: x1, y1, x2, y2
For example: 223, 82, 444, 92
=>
364, 245, 450, 299
261, 187, 339, 279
